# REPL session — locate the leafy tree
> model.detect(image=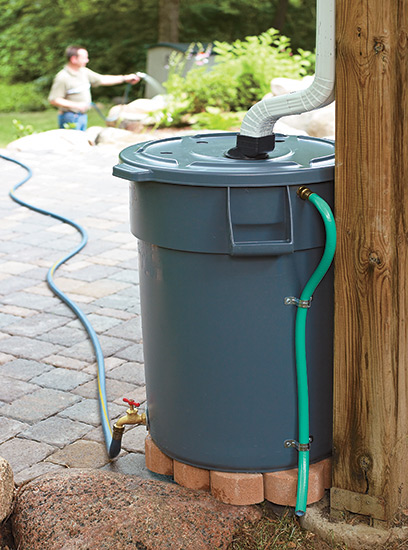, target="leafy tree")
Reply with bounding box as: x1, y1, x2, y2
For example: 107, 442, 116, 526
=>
0, 0, 64, 82
158, 0, 180, 42
0, 0, 157, 83
280, 0, 316, 52
179, 0, 316, 51
273, 0, 289, 31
